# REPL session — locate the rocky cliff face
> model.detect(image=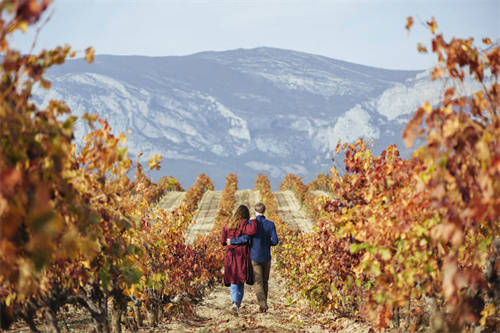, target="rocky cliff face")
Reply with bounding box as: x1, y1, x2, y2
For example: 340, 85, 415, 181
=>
33, 47, 446, 188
